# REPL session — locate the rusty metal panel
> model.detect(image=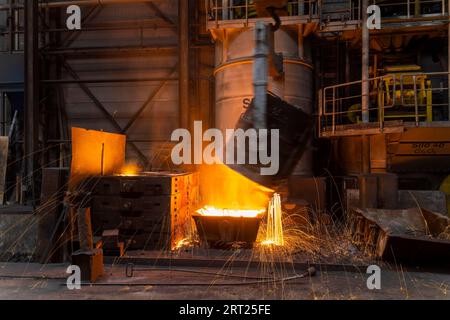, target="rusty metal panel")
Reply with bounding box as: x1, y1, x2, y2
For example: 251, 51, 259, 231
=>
334, 136, 363, 175
374, 173, 399, 210
70, 127, 126, 189
389, 127, 450, 173
349, 207, 450, 264
370, 134, 387, 172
